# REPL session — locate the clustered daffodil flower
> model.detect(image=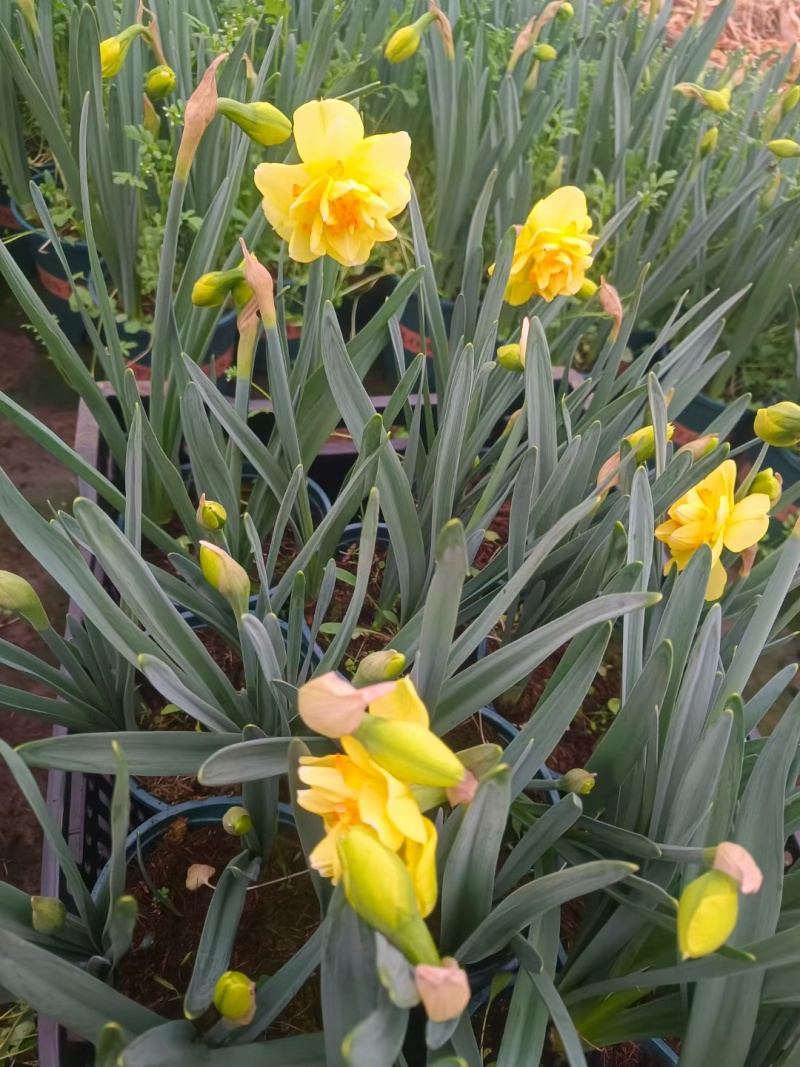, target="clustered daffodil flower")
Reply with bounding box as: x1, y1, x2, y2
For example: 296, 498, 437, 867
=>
254, 98, 411, 267
296, 675, 472, 918
491, 186, 596, 305
654, 459, 770, 601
